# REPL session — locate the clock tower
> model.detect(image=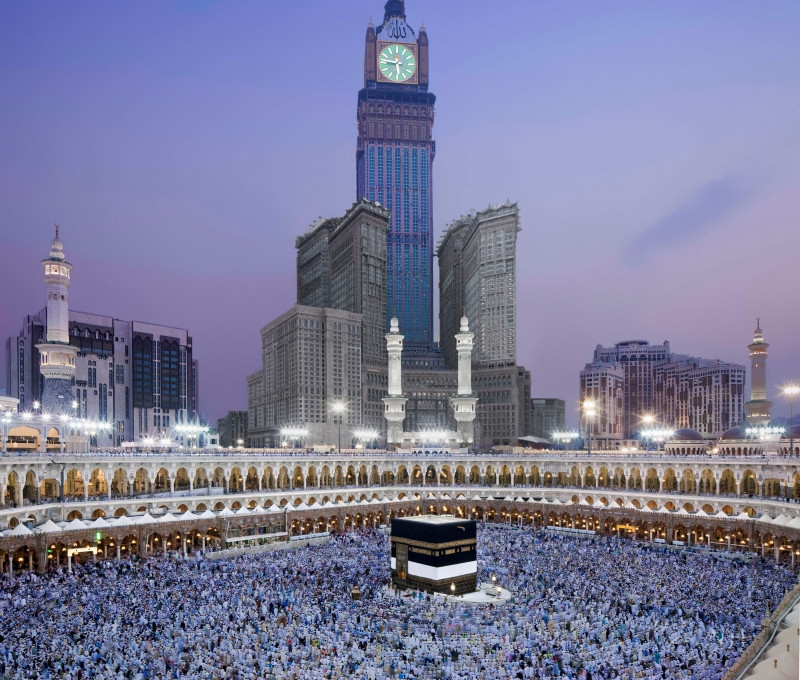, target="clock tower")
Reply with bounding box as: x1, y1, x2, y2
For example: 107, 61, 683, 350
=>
357, 1, 435, 350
